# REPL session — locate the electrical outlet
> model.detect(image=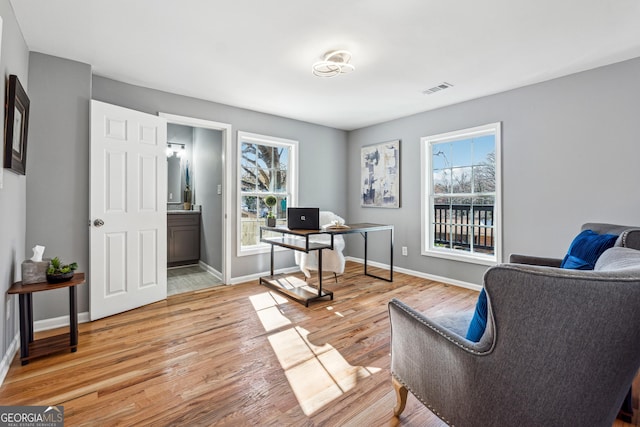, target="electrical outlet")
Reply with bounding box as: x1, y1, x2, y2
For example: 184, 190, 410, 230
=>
217, 184, 222, 195
402, 246, 408, 256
